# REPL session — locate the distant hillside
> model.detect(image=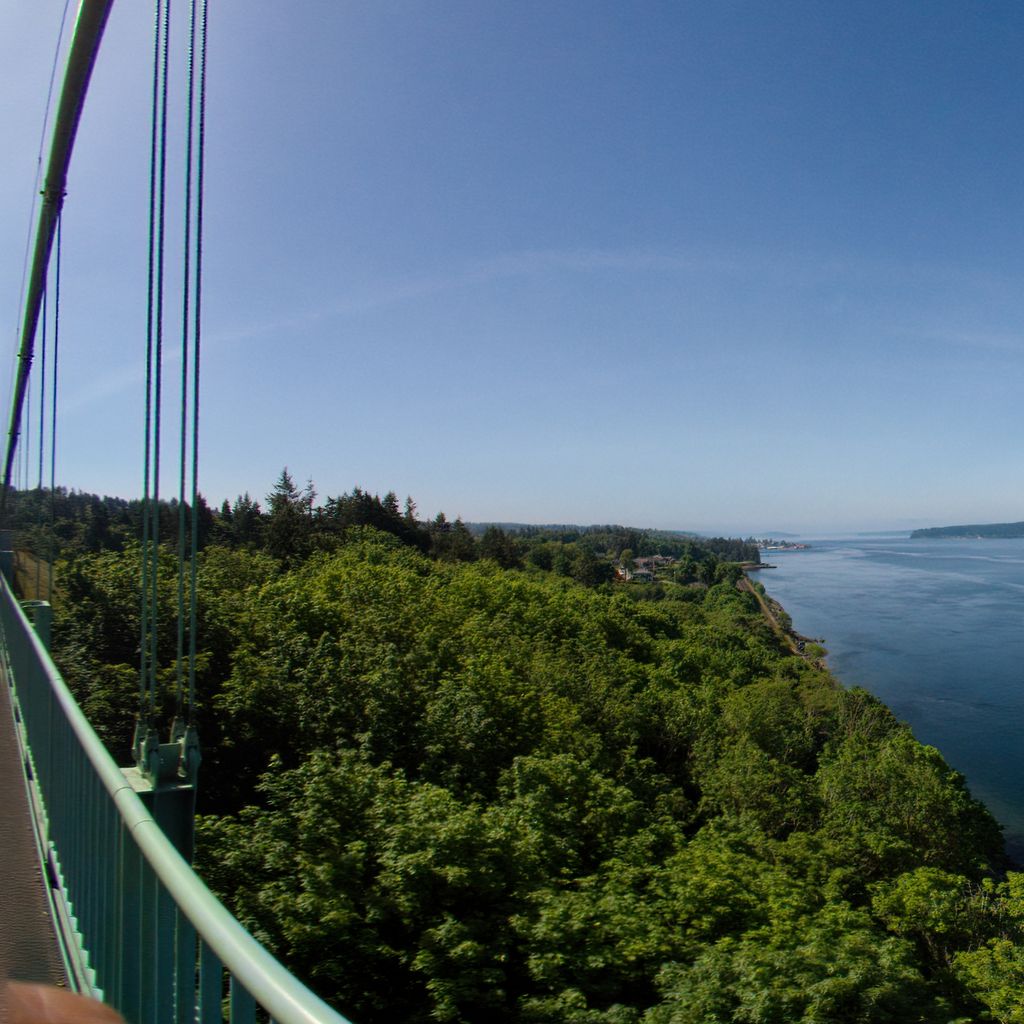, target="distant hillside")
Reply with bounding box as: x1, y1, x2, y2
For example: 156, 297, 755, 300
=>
912, 521, 1024, 539
467, 522, 699, 539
